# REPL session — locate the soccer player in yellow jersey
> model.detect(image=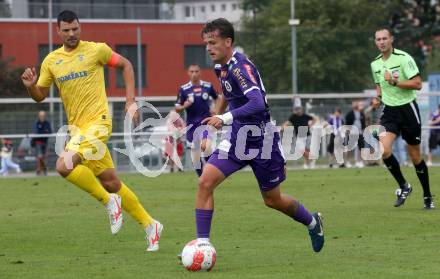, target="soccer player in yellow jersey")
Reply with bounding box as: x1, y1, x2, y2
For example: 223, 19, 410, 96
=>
20, 10, 163, 251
